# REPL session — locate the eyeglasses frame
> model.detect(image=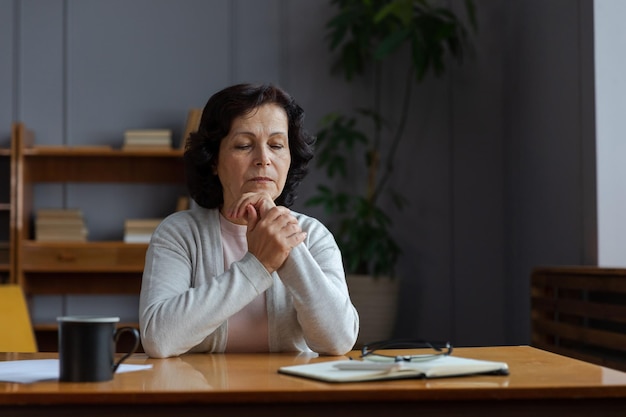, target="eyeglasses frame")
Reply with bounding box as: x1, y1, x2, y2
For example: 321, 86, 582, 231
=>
360, 339, 454, 363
